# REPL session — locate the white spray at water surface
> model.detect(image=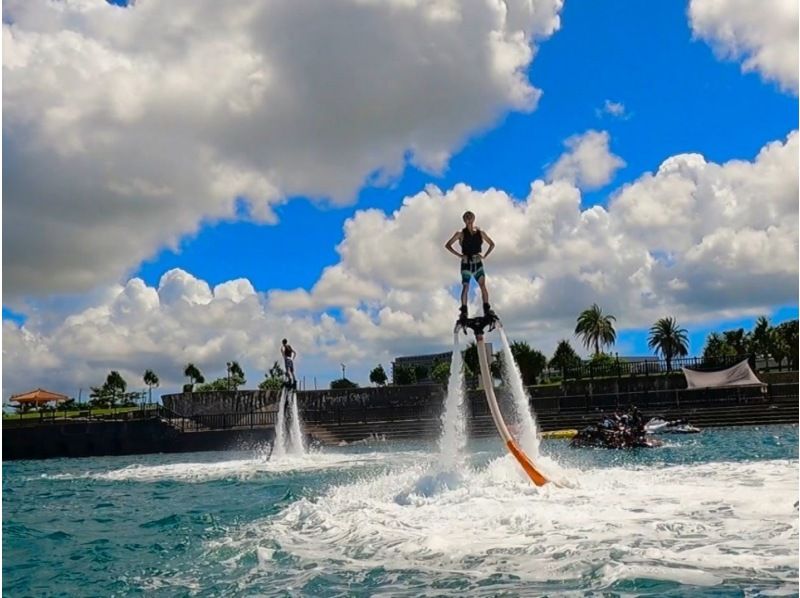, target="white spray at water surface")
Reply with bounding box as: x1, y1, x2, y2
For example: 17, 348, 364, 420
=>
437, 333, 467, 472
496, 327, 571, 485
498, 327, 541, 457
273, 388, 287, 459
288, 391, 306, 456
272, 388, 307, 458
220, 457, 798, 594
